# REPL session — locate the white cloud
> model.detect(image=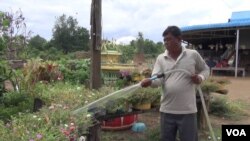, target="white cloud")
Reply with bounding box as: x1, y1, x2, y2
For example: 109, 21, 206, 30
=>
116, 36, 136, 45
1, 0, 250, 42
